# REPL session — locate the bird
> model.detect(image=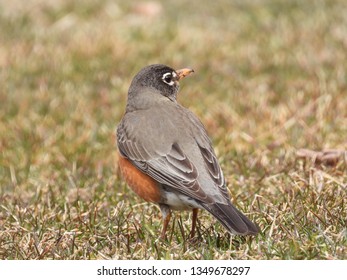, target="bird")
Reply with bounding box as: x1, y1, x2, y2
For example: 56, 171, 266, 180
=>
116, 64, 259, 239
